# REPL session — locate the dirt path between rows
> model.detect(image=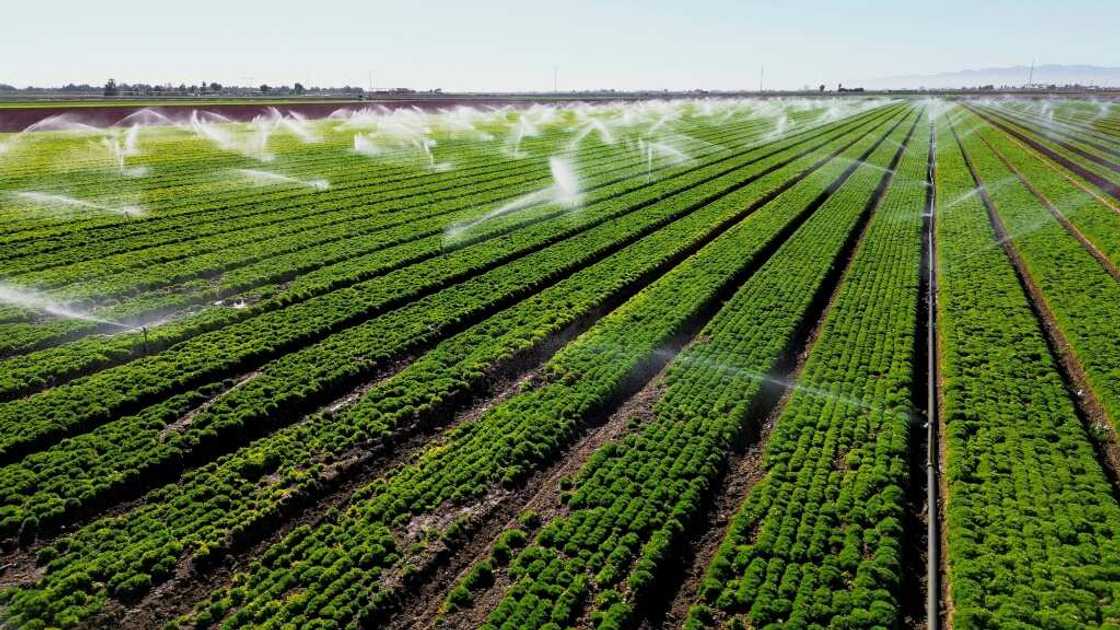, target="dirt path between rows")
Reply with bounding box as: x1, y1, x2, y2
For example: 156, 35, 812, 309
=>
395, 367, 671, 630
